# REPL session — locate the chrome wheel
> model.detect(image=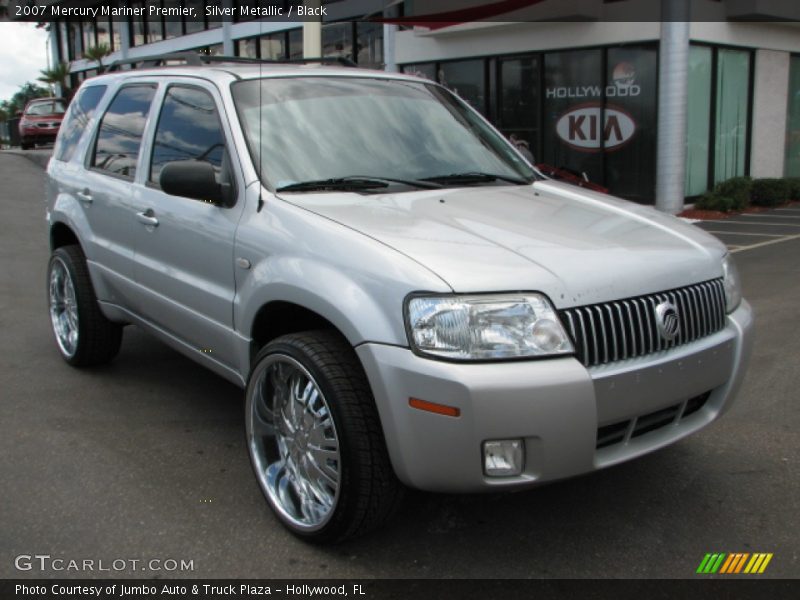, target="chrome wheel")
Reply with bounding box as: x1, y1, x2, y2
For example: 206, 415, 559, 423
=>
247, 354, 341, 532
49, 257, 79, 358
